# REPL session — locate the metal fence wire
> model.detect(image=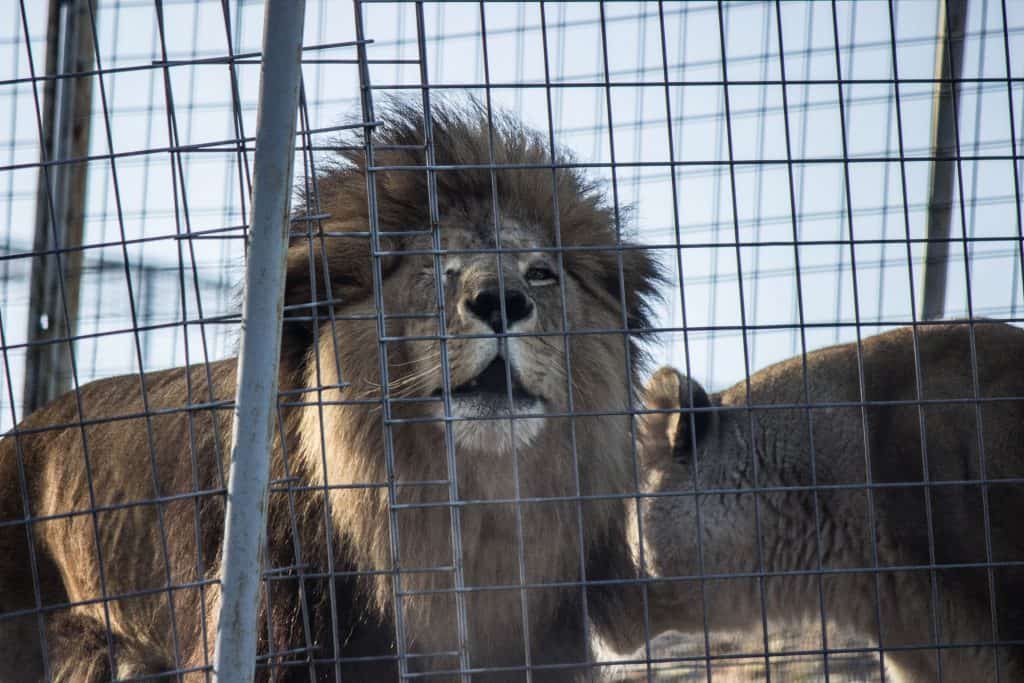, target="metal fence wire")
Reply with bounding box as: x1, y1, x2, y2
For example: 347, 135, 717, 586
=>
1, 0, 1023, 681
